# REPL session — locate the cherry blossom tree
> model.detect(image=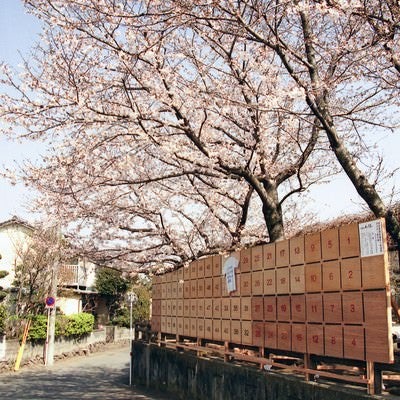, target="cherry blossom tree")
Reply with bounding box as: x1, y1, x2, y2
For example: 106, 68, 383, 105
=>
169, 0, 400, 245
1, 0, 334, 271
